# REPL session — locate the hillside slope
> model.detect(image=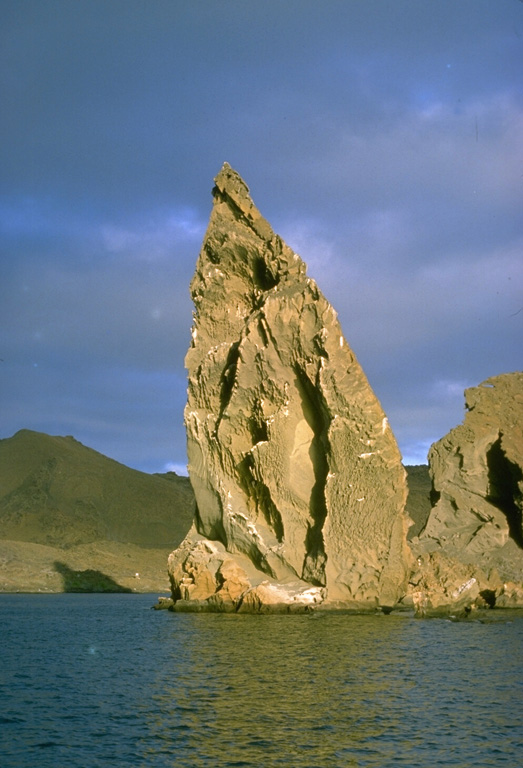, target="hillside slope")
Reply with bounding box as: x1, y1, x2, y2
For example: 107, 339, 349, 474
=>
0, 430, 194, 592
